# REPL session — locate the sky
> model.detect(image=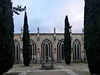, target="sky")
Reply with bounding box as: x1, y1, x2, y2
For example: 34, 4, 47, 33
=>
12, 0, 85, 33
